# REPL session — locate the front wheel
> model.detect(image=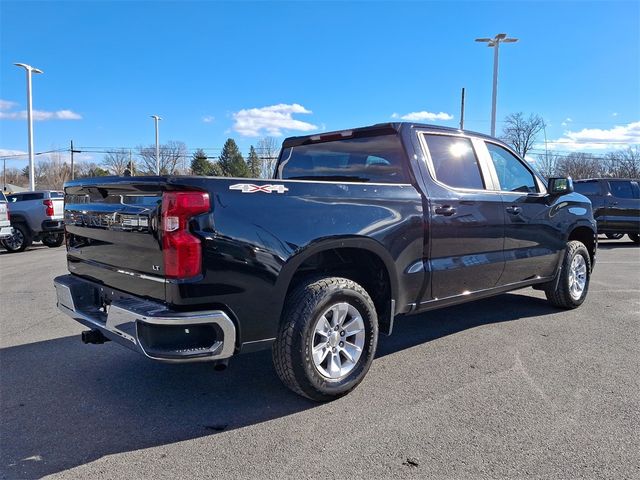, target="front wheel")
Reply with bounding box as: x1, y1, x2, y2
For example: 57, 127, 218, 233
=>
544, 240, 591, 309
272, 277, 378, 401
42, 232, 64, 248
